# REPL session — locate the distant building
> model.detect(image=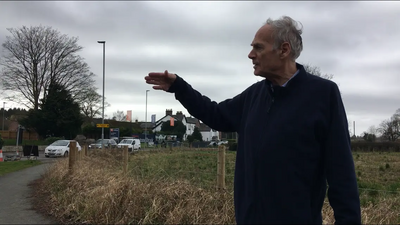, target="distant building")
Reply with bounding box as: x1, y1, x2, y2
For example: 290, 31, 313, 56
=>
152, 109, 219, 141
